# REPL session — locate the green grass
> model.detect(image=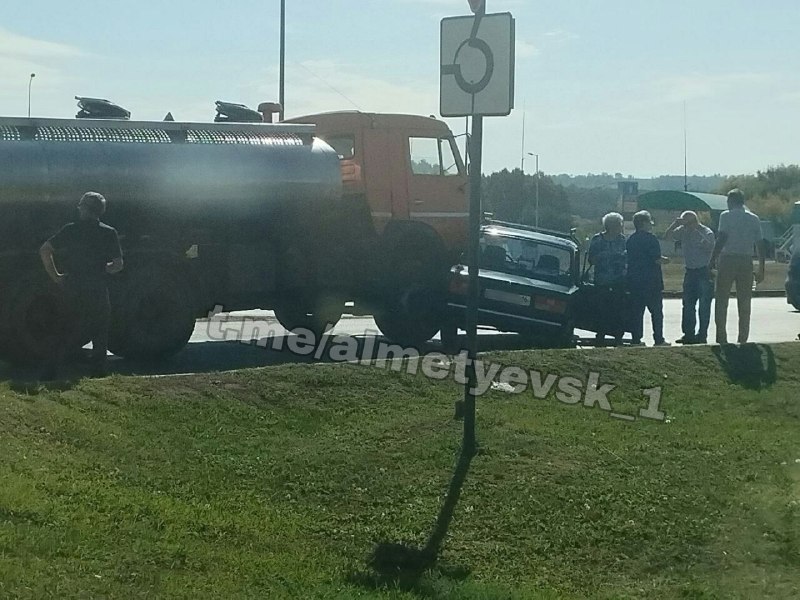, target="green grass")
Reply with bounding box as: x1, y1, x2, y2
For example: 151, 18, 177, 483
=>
1, 344, 799, 599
